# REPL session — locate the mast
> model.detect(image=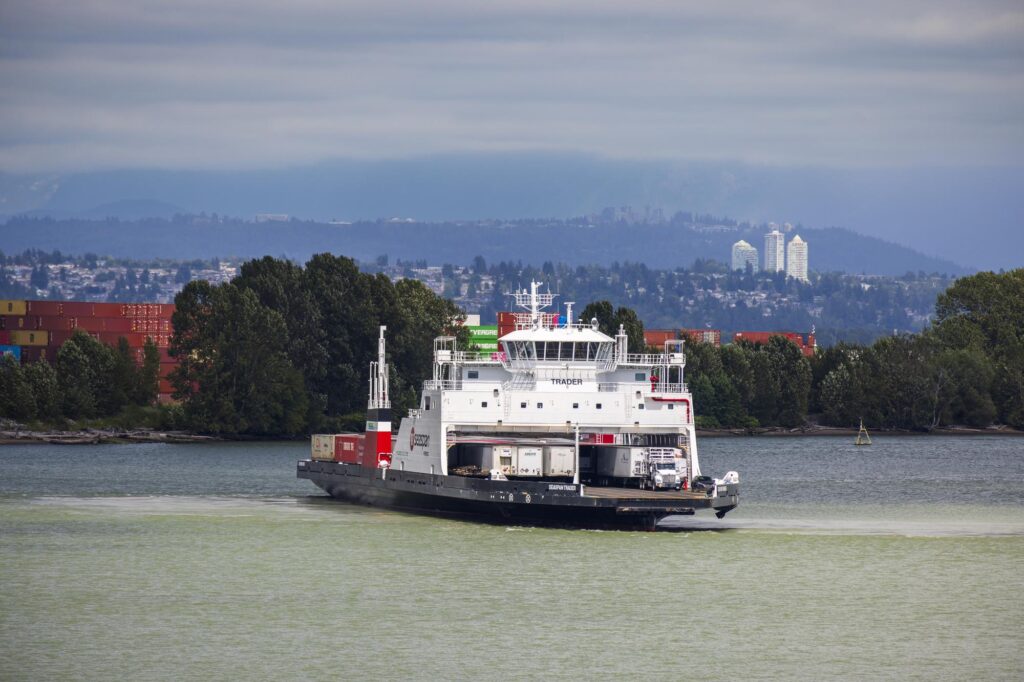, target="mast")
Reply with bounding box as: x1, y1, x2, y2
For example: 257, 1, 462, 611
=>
368, 325, 390, 409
